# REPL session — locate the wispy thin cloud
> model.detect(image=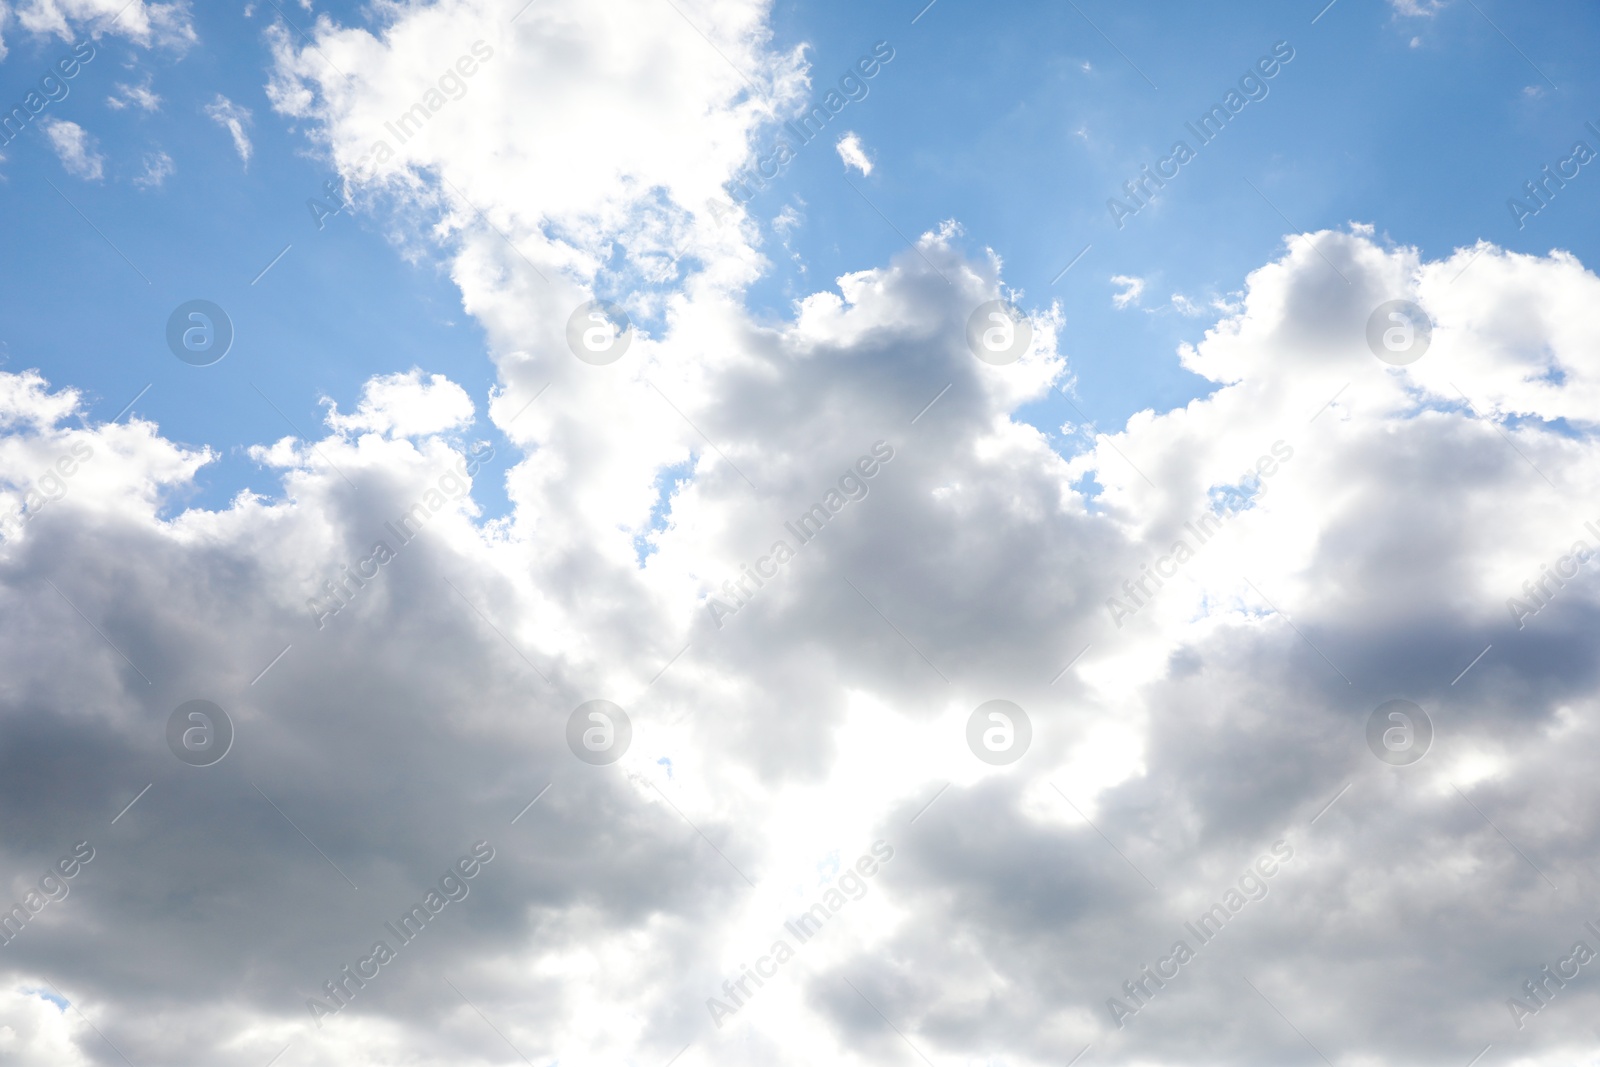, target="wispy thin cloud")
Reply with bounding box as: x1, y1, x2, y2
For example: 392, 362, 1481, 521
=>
108, 78, 162, 112
134, 150, 175, 189
205, 94, 253, 166
1110, 273, 1145, 309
